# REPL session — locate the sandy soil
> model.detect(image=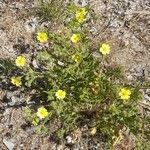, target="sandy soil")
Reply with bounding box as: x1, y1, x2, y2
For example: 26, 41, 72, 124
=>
90, 0, 150, 82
